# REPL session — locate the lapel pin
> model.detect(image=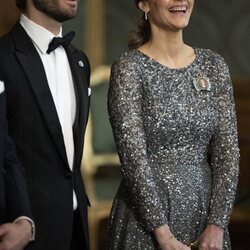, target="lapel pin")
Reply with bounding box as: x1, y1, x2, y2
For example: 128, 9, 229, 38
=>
78, 60, 84, 68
